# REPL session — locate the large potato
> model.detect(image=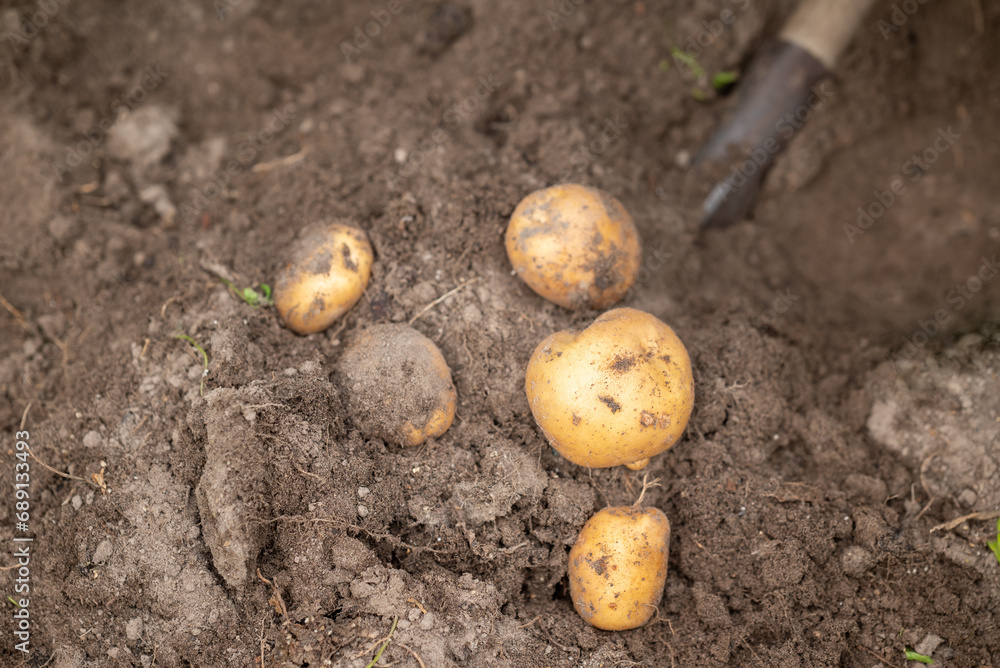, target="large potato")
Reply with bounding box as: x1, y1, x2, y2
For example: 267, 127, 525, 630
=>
525, 307, 693, 469
505, 184, 641, 310
274, 223, 374, 334
569, 505, 670, 630
336, 323, 456, 447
